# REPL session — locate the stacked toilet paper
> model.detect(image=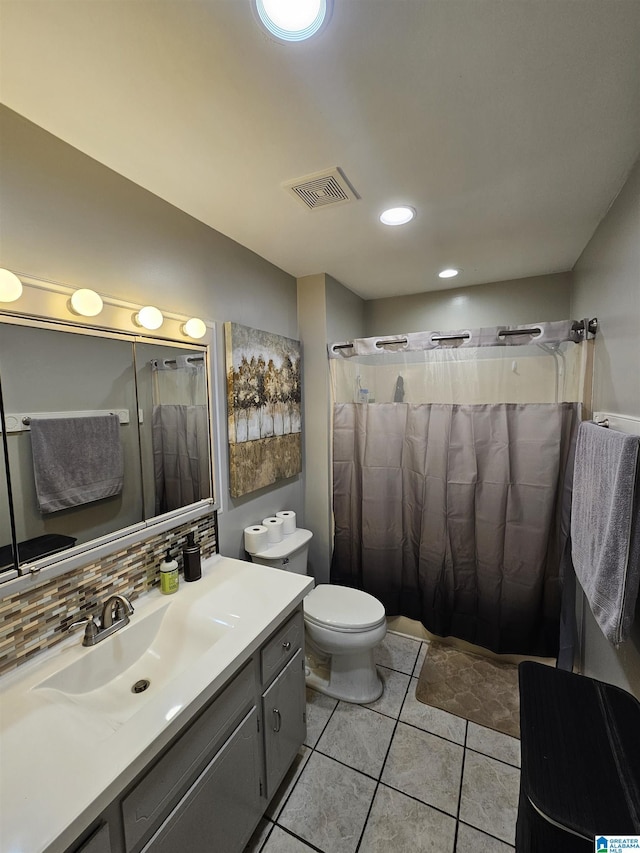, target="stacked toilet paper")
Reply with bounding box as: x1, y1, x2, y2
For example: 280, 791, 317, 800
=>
275, 510, 296, 535
243, 510, 296, 552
